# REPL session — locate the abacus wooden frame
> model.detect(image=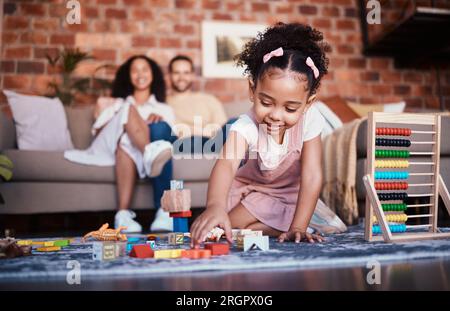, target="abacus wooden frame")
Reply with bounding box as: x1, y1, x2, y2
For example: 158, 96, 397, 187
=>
364, 112, 450, 243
